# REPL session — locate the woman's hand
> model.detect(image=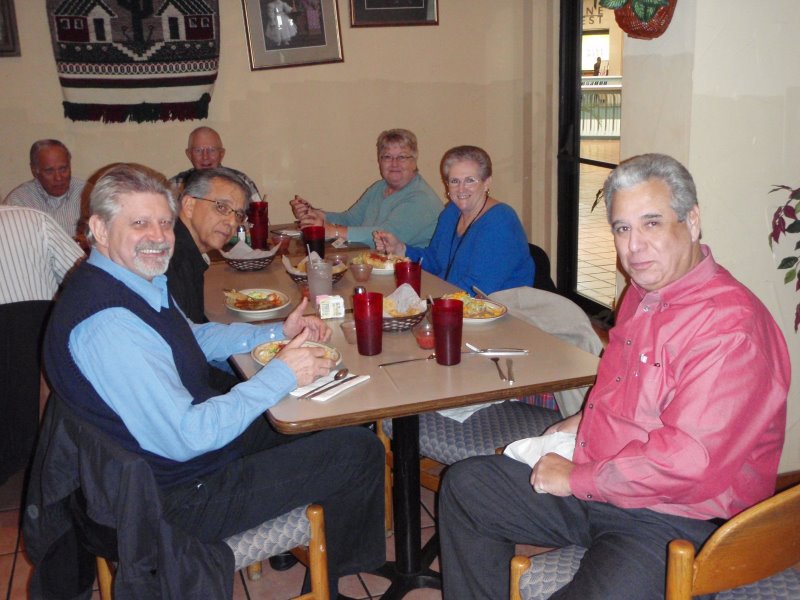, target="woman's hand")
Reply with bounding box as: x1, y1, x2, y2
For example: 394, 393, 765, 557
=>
276, 328, 335, 387
290, 195, 312, 219
298, 210, 325, 228
373, 230, 406, 256
282, 297, 332, 342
